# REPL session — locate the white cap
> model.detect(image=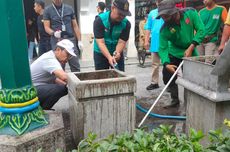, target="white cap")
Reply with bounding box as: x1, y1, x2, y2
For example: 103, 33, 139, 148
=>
56, 39, 76, 56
